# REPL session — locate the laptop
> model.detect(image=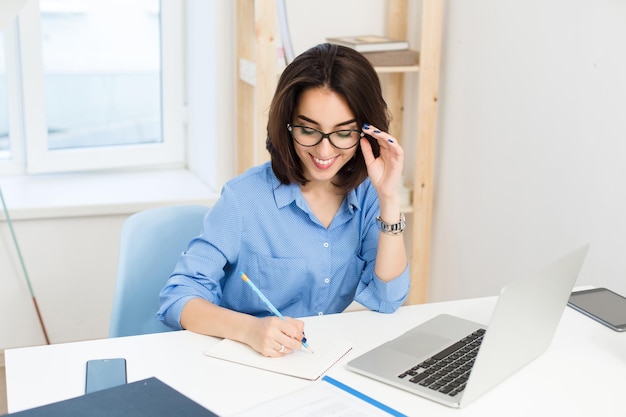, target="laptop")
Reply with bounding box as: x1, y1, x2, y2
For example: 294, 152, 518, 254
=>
346, 244, 589, 408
